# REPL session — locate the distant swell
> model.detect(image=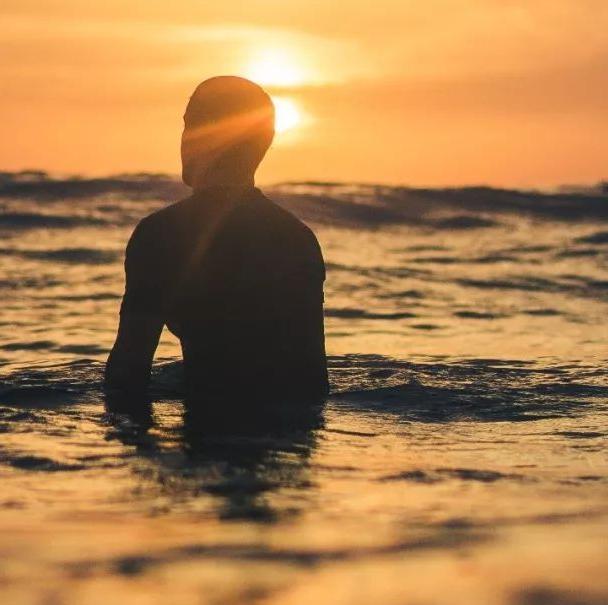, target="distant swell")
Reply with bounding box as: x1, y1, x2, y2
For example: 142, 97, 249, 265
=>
1, 173, 607, 229
0, 172, 187, 201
